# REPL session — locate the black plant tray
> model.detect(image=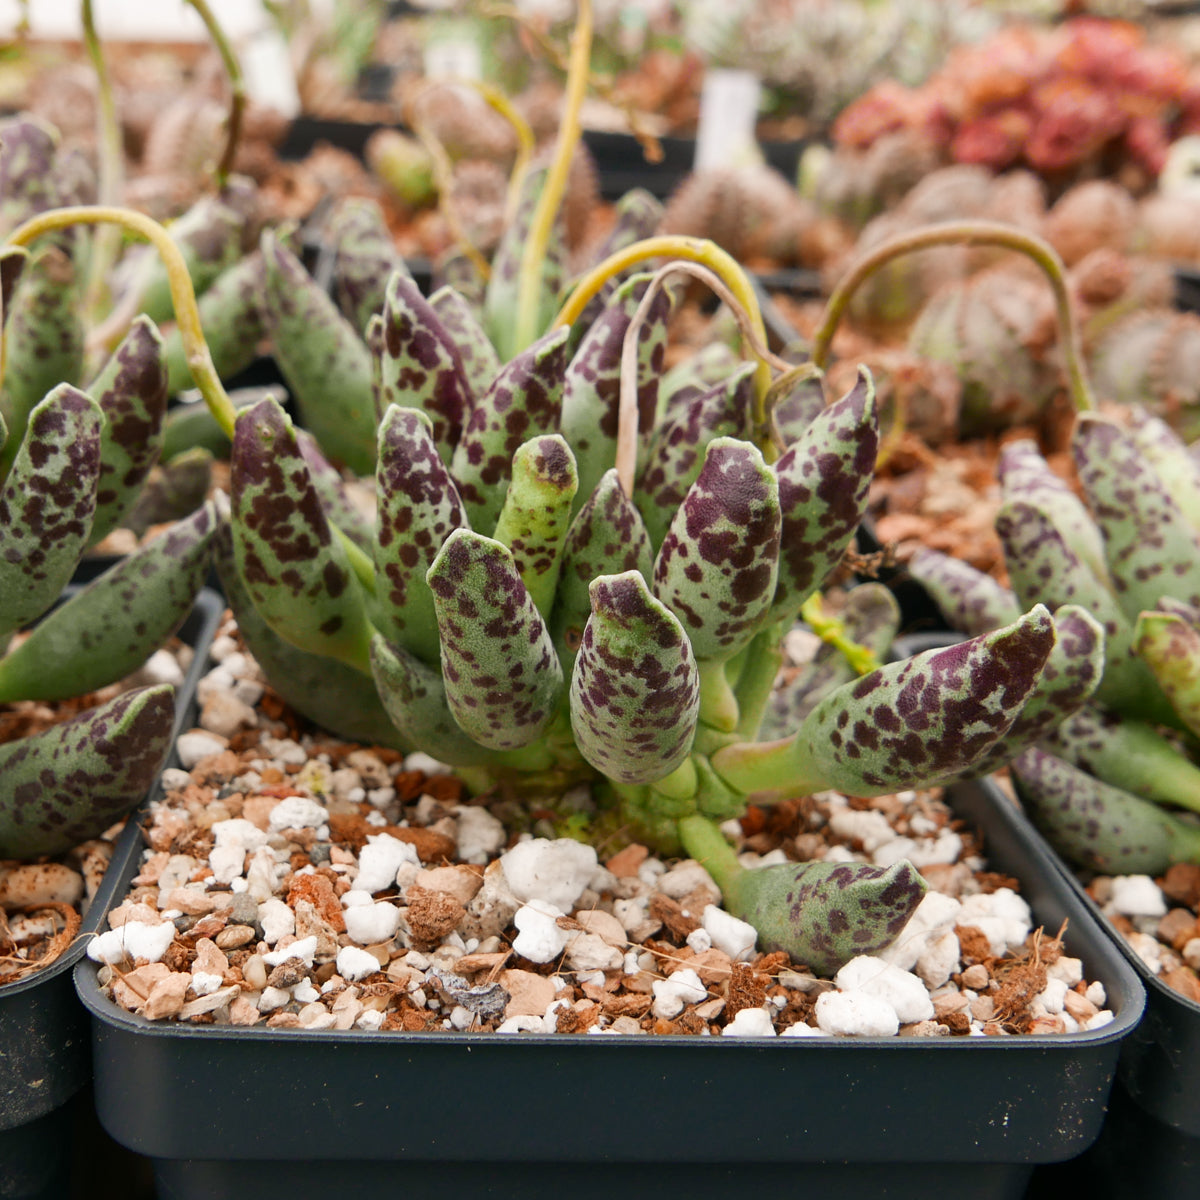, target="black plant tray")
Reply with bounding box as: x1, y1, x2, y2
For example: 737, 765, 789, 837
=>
0, 587, 224, 1196
77, 768, 1142, 1200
